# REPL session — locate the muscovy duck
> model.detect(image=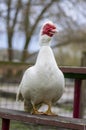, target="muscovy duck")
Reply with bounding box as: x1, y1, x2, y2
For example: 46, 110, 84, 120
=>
16, 21, 65, 115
